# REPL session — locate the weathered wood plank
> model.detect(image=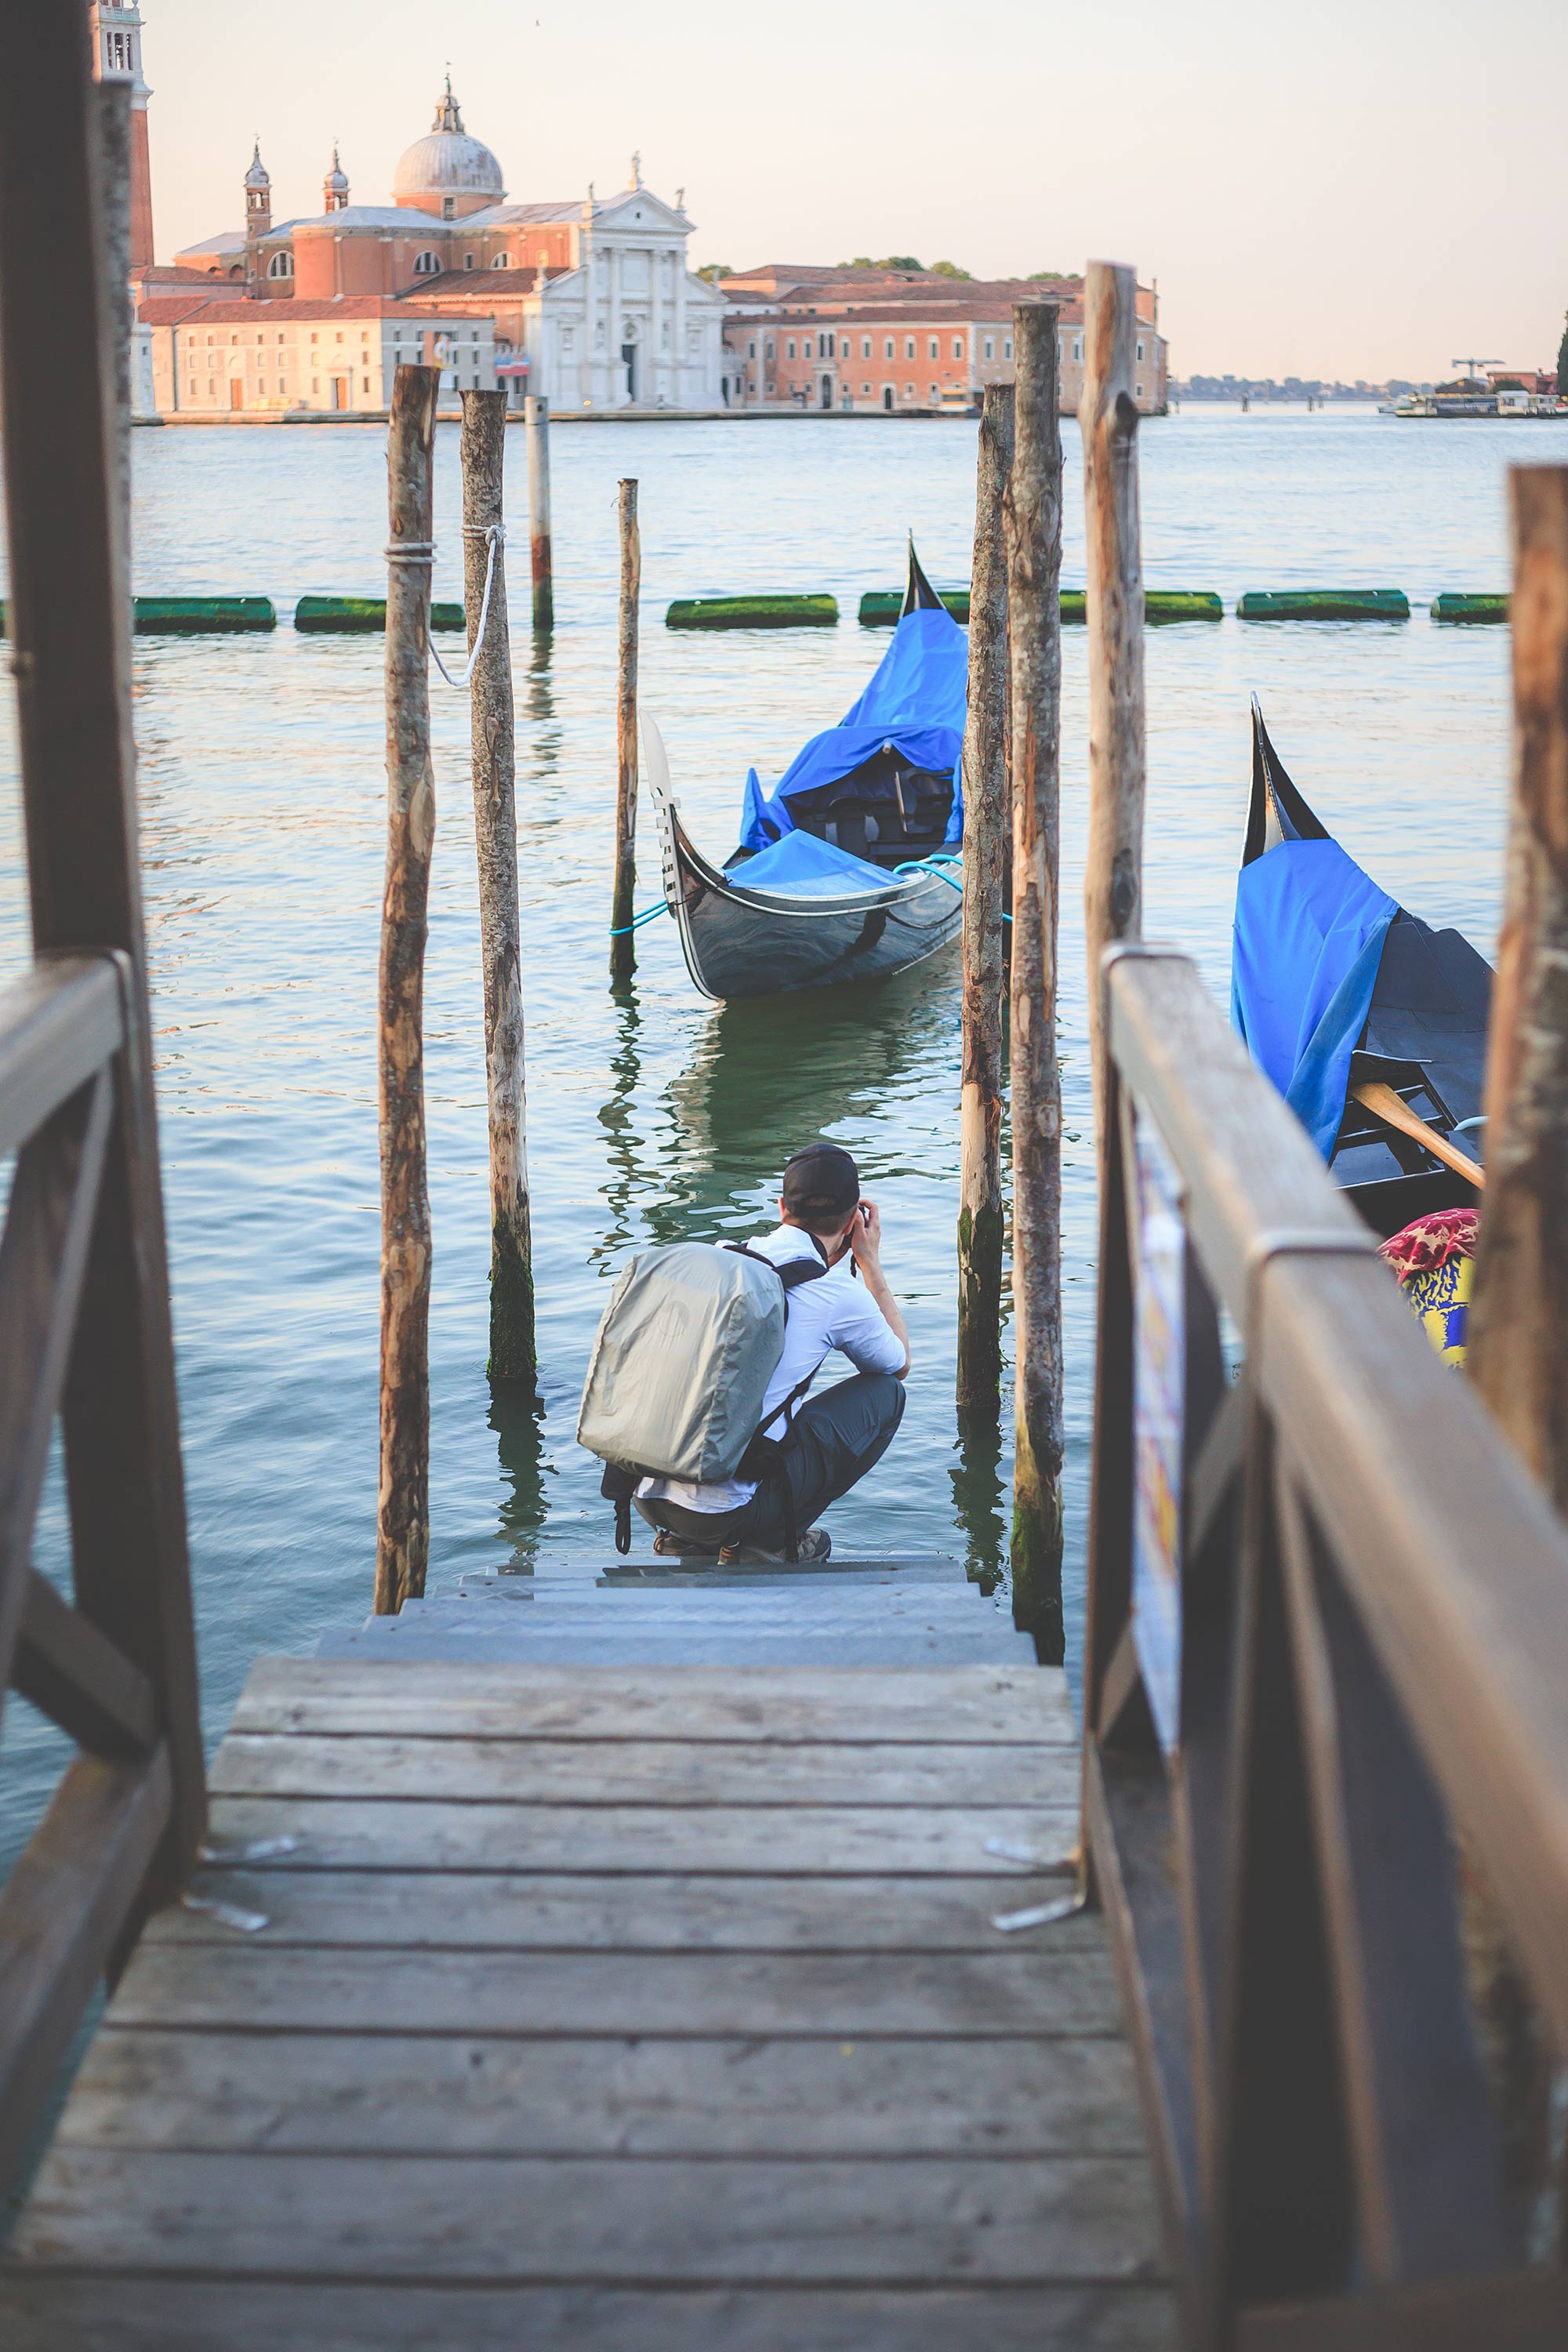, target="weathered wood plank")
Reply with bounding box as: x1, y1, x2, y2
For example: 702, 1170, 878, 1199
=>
10, 2148, 1169, 2284
57, 2027, 1142, 2157
0, 2278, 1183, 2352
208, 1734, 1080, 1809
143, 1867, 1076, 1952
104, 1942, 1122, 2038
198, 1795, 1078, 1875
230, 1657, 1069, 1744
